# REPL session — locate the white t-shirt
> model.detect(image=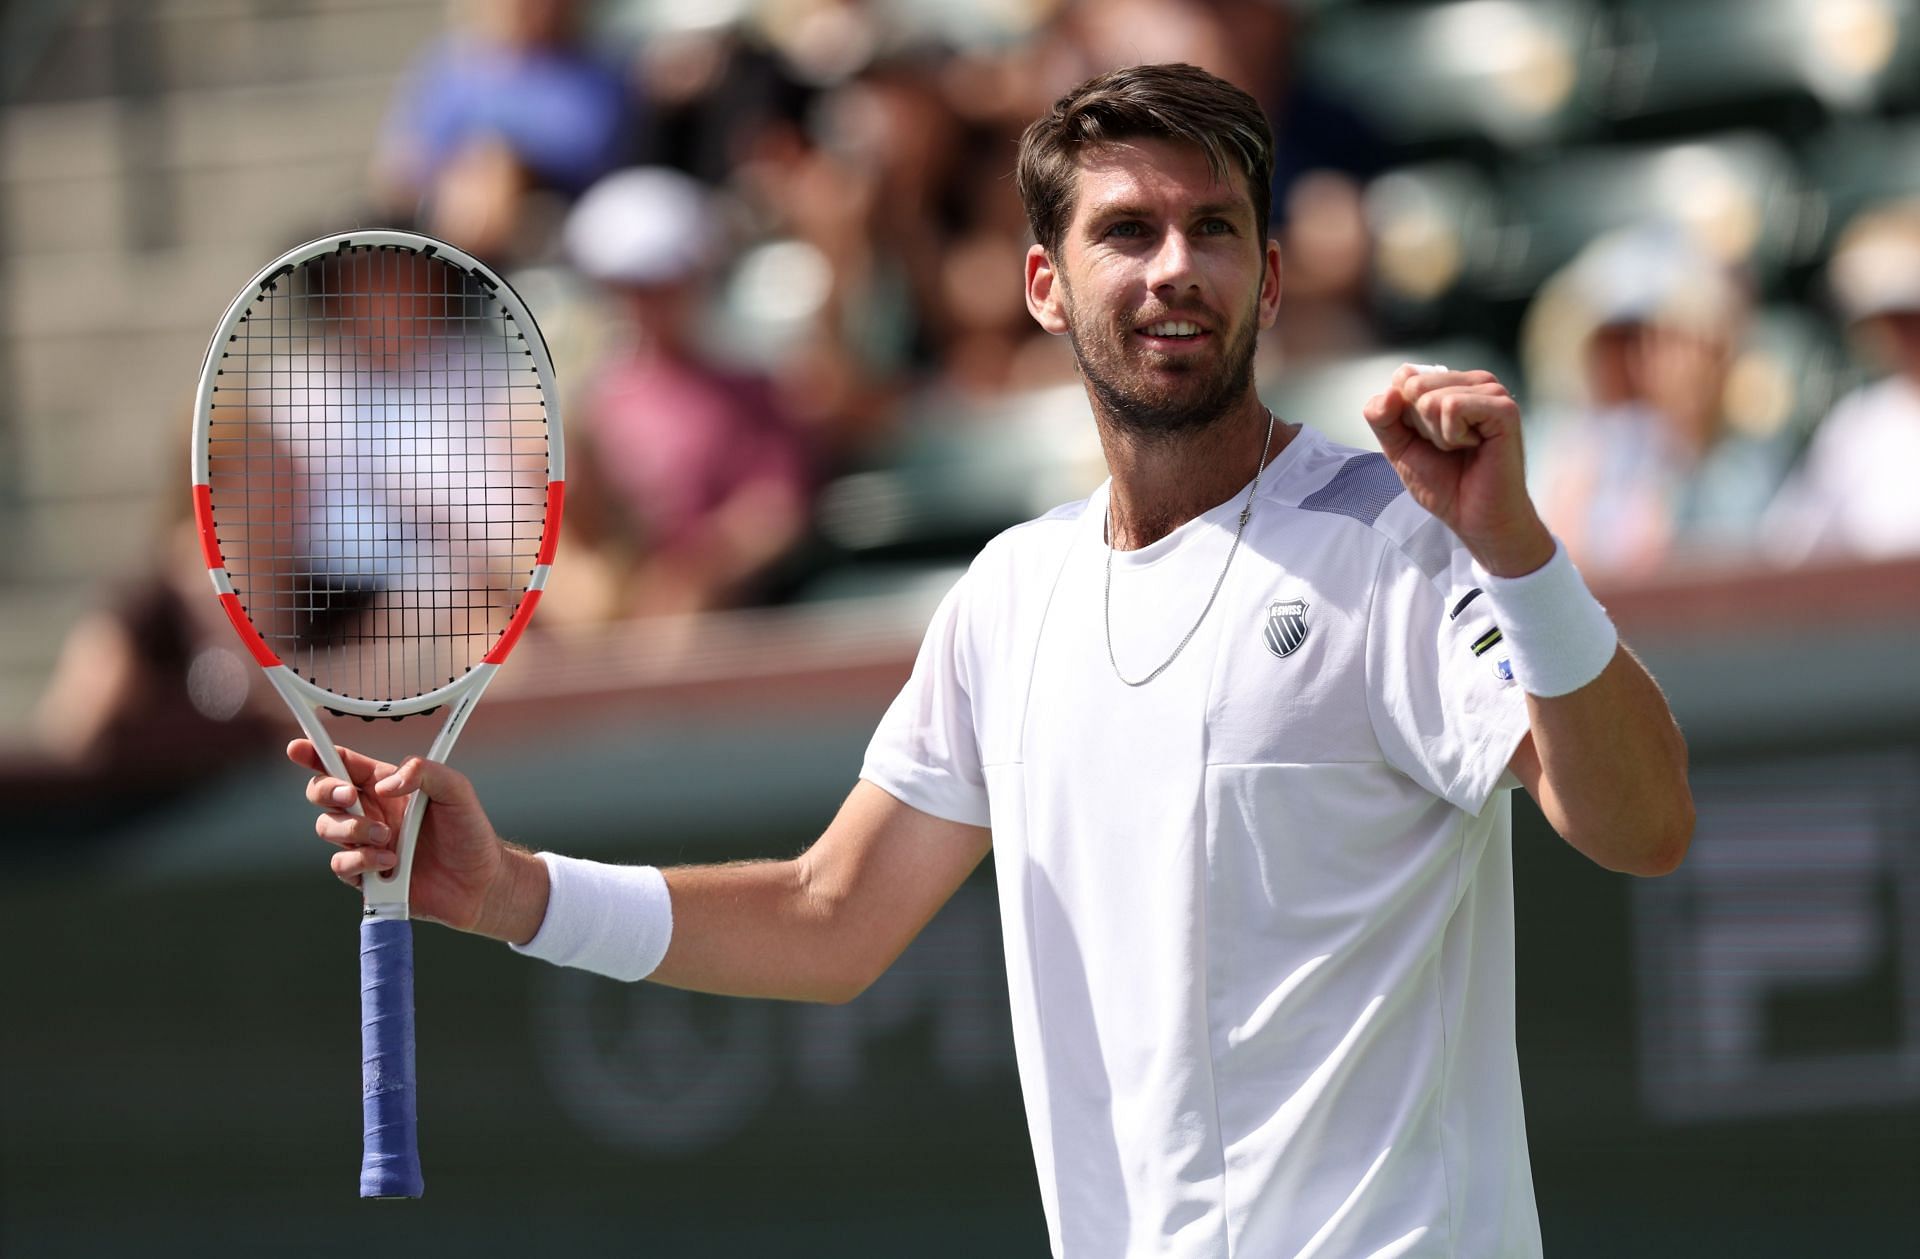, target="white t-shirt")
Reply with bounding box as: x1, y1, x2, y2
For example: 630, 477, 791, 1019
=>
861, 426, 1539, 1258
